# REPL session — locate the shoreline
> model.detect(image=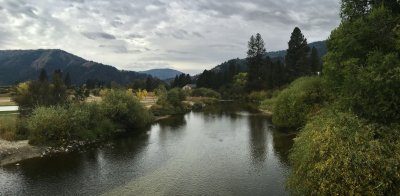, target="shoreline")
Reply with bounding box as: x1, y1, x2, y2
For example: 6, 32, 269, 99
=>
0, 139, 43, 166
0, 115, 173, 167
259, 108, 273, 117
